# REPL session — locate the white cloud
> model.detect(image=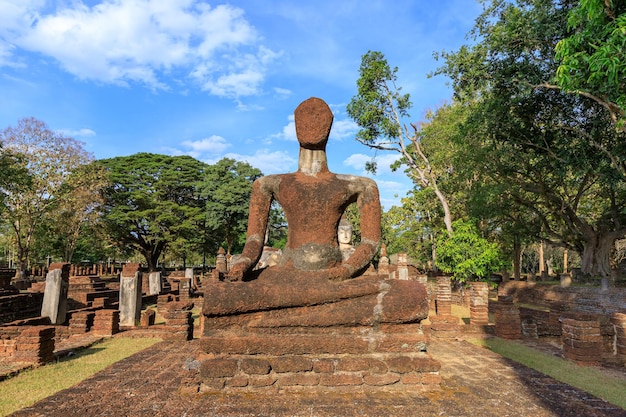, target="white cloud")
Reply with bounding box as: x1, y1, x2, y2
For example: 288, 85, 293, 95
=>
57, 128, 96, 138
2, 1, 278, 96
329, 118, 357, 141
180, 135, 231, 158
224, 149, 296, 175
